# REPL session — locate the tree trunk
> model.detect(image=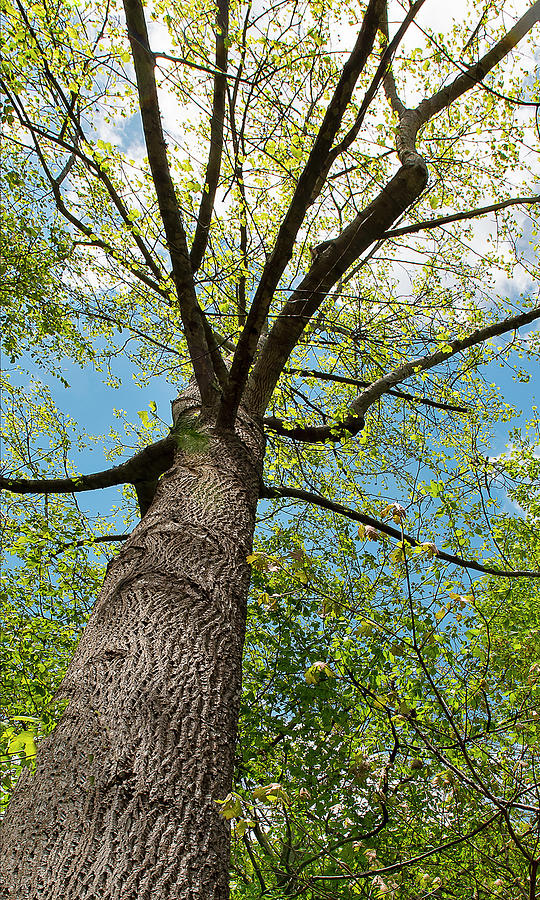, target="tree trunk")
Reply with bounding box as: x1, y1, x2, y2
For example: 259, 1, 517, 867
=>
0, 406, 265, 900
